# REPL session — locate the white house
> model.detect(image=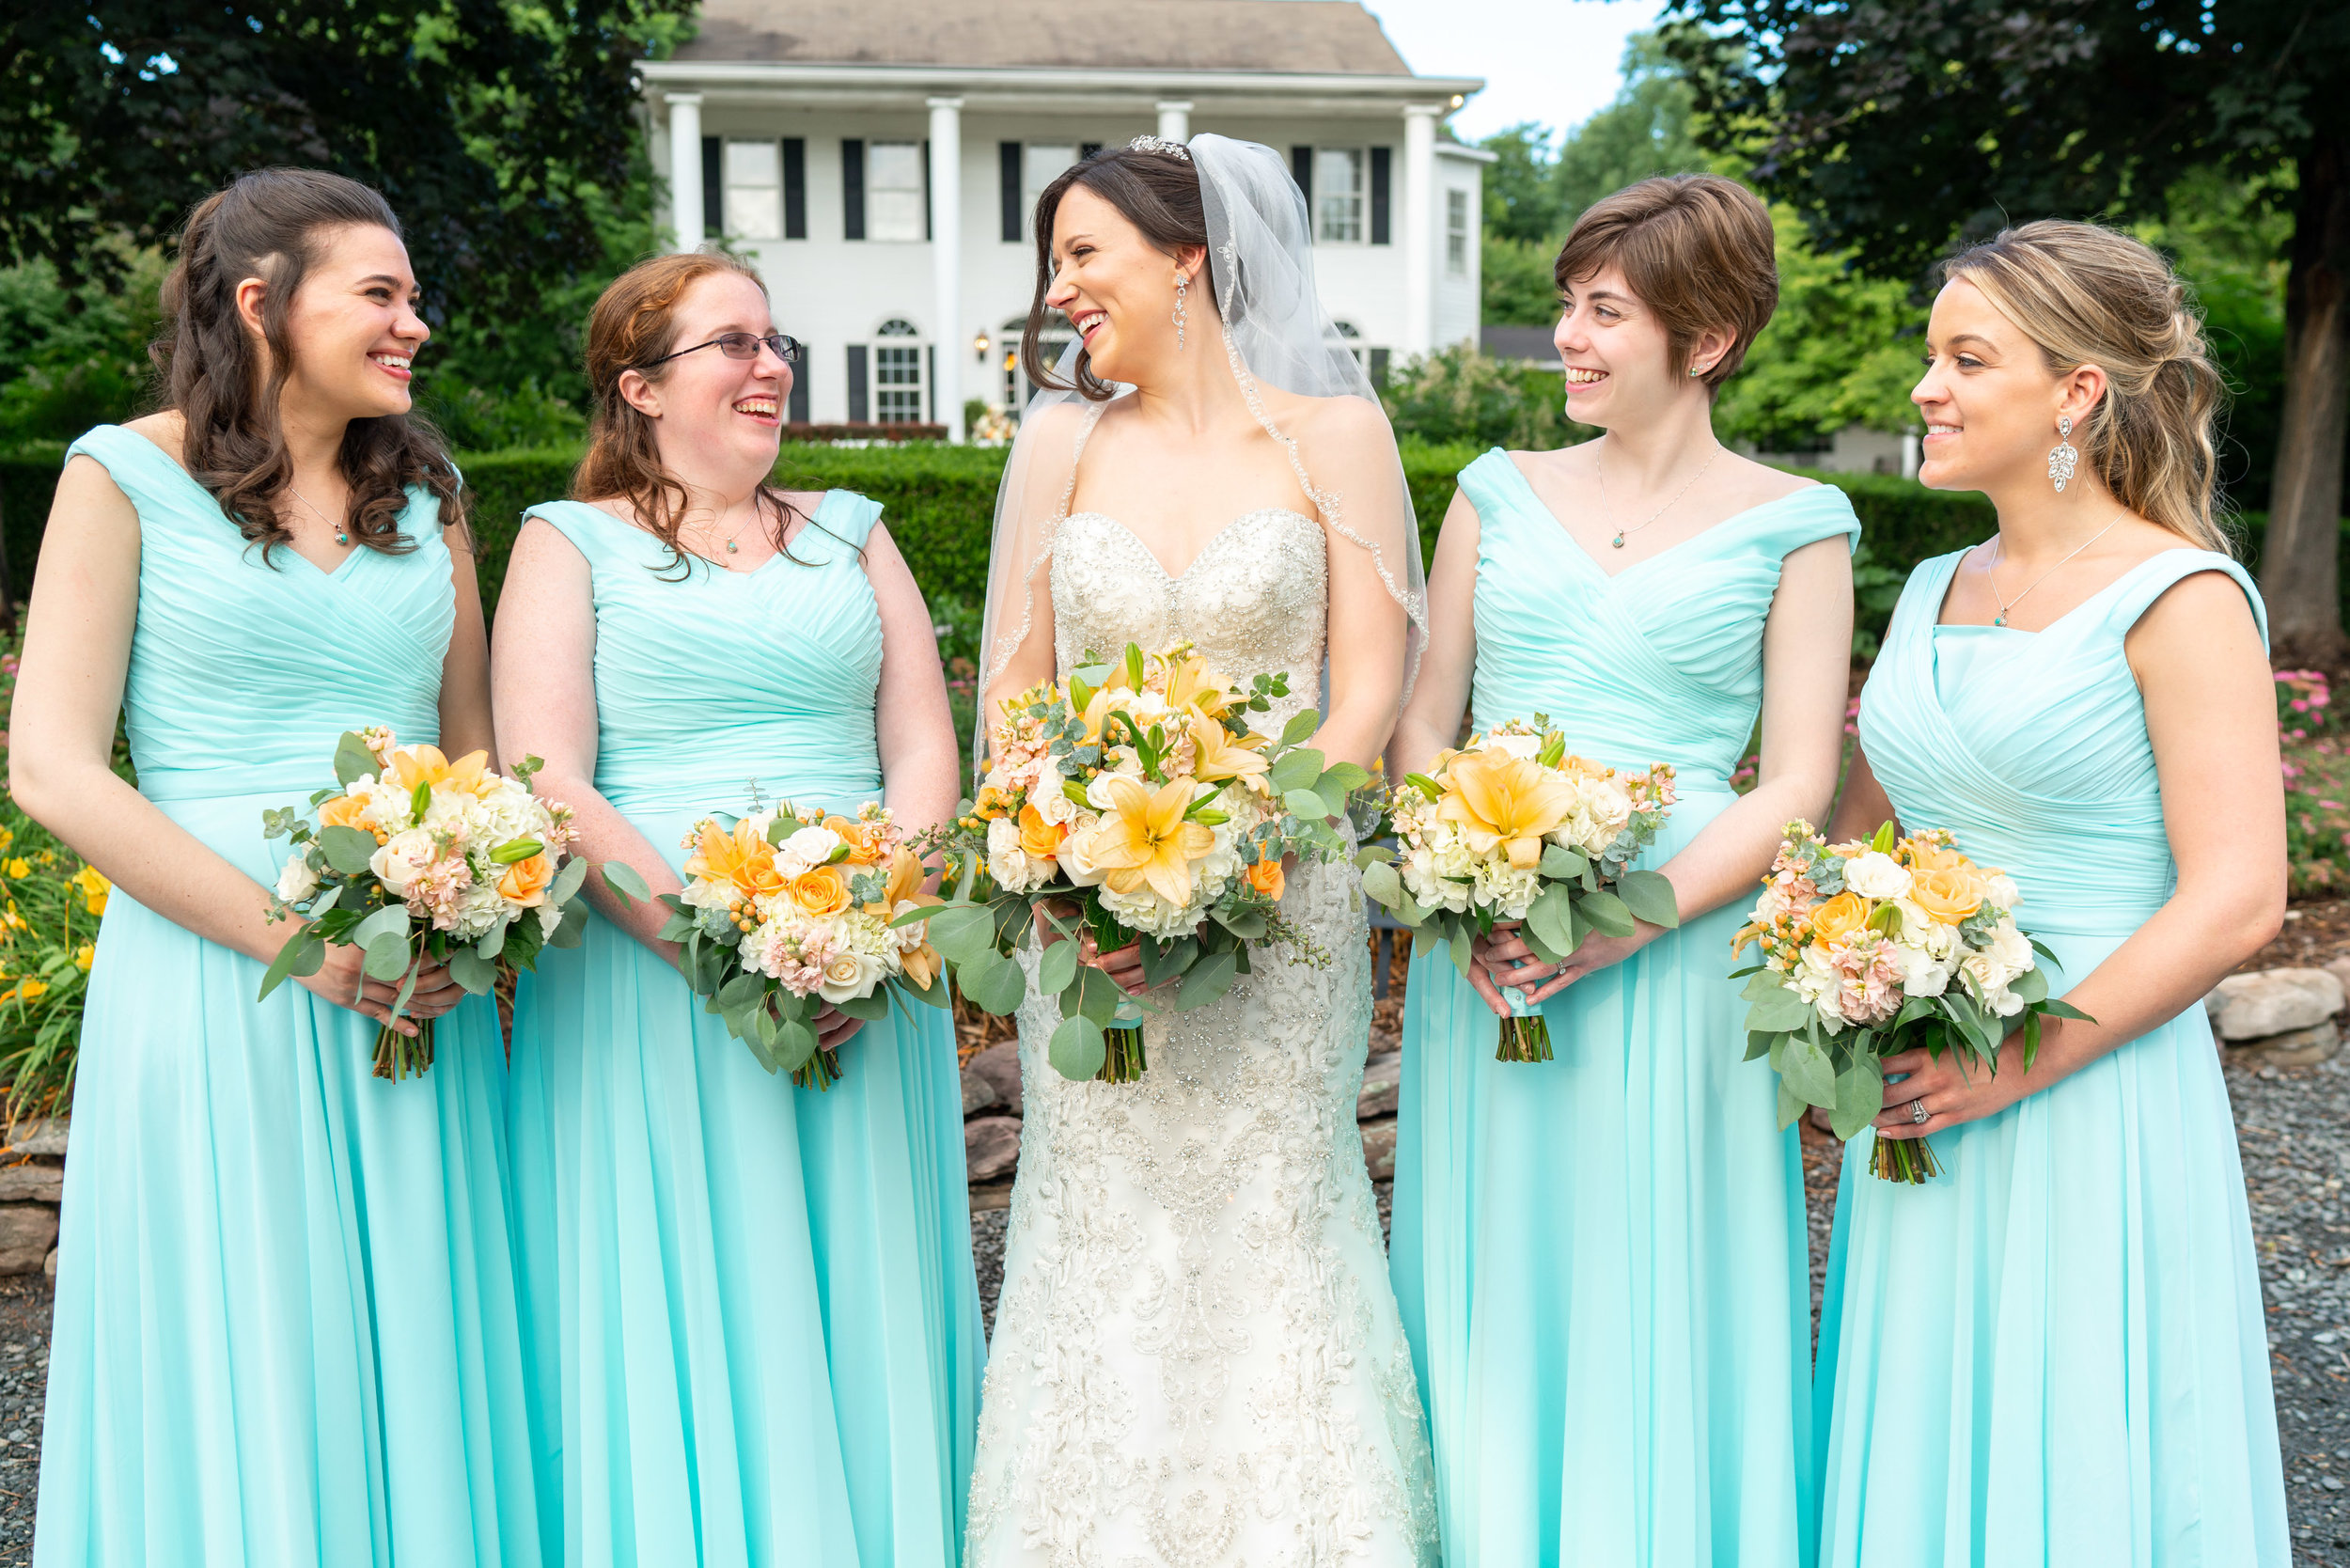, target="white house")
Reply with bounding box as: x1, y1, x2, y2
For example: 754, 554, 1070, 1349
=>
639, 0, 1489, 440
